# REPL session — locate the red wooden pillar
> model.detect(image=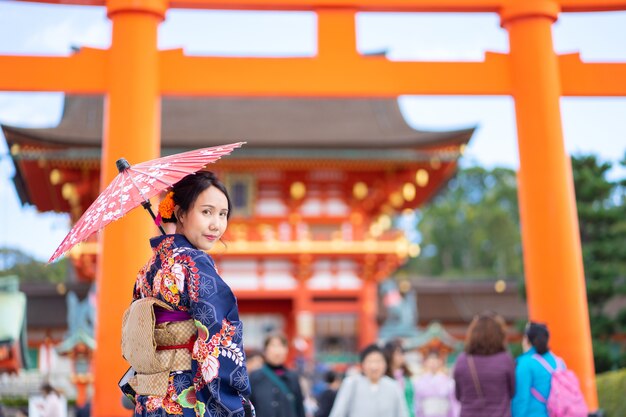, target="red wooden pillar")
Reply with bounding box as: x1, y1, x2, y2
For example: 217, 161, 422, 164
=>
358, 277, 378, 349
294, 280, 314, 362
92, 1, 164, 416
502, 2, 598, 410
293, 255, 314, 362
